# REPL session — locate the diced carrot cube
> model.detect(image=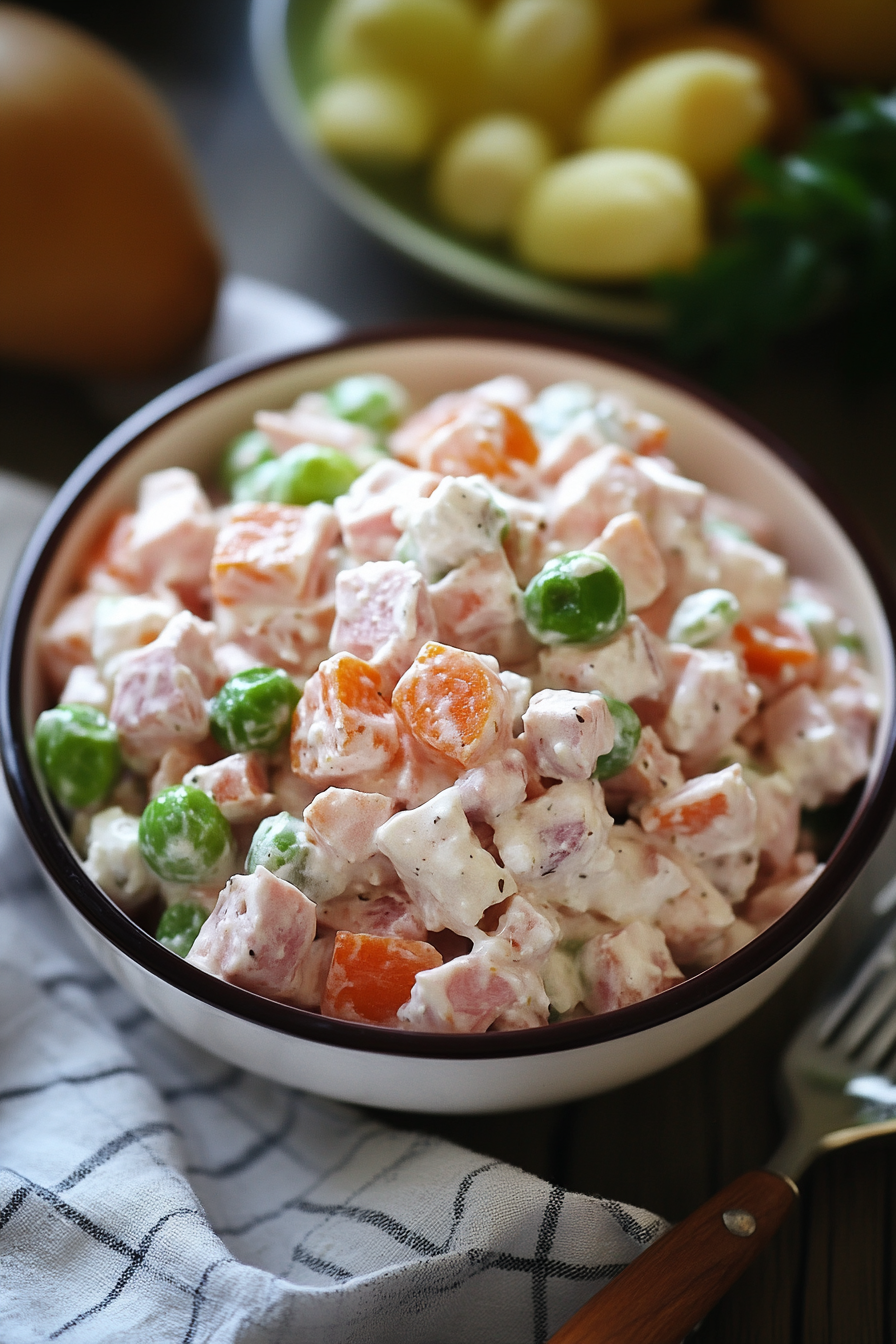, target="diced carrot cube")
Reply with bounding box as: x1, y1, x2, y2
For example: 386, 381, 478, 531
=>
291, 652, 400, 780
211, 502, 339, 608
647, 791, 728, 835
499, 404, 539, 466
392, 641, 512, 768
733, 616, 818, 680
321, 931, 443, 1027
